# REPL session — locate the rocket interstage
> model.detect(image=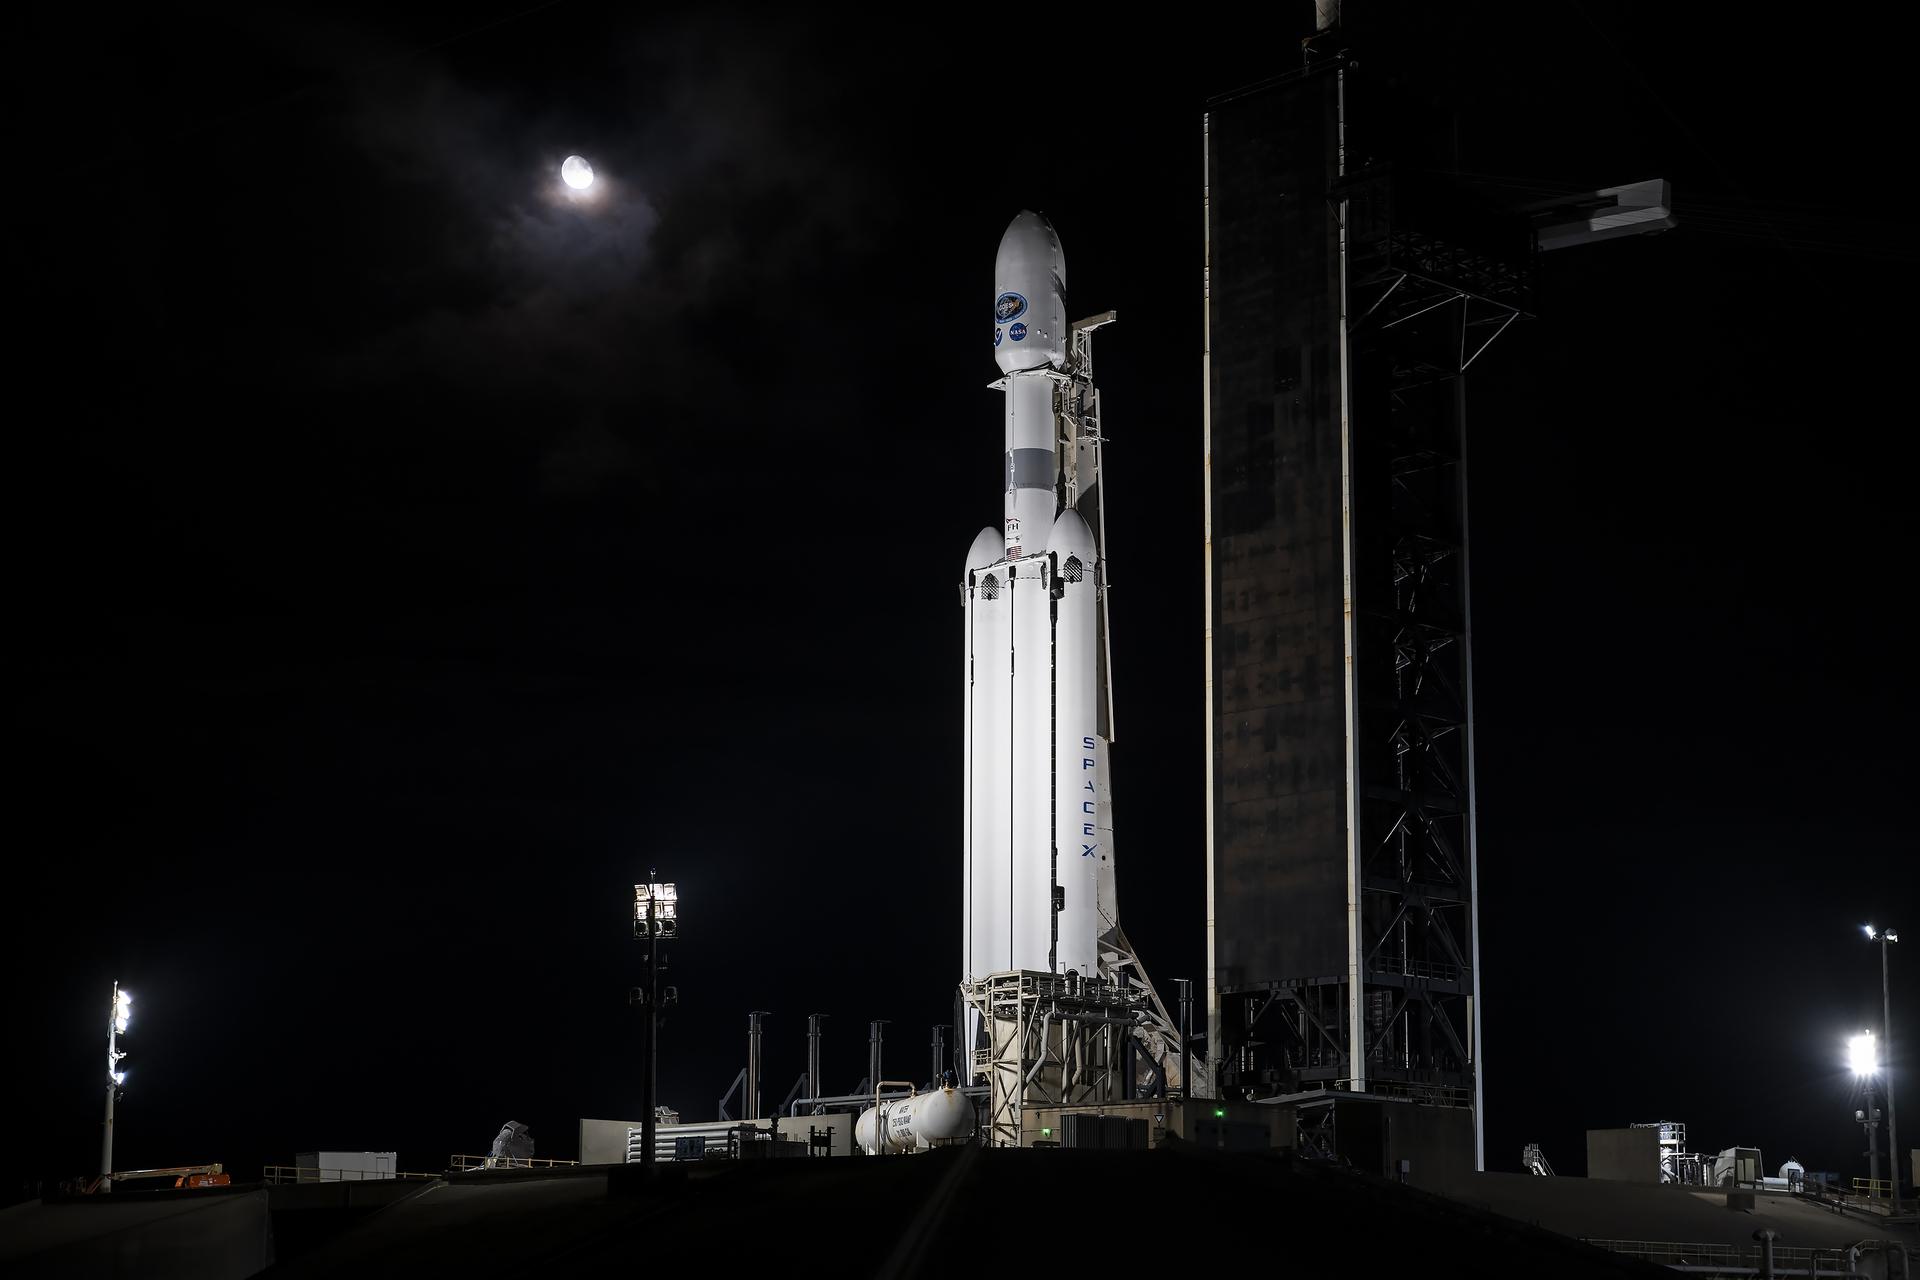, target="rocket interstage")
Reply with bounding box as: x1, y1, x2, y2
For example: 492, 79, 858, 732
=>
963, 212, 1107, 993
